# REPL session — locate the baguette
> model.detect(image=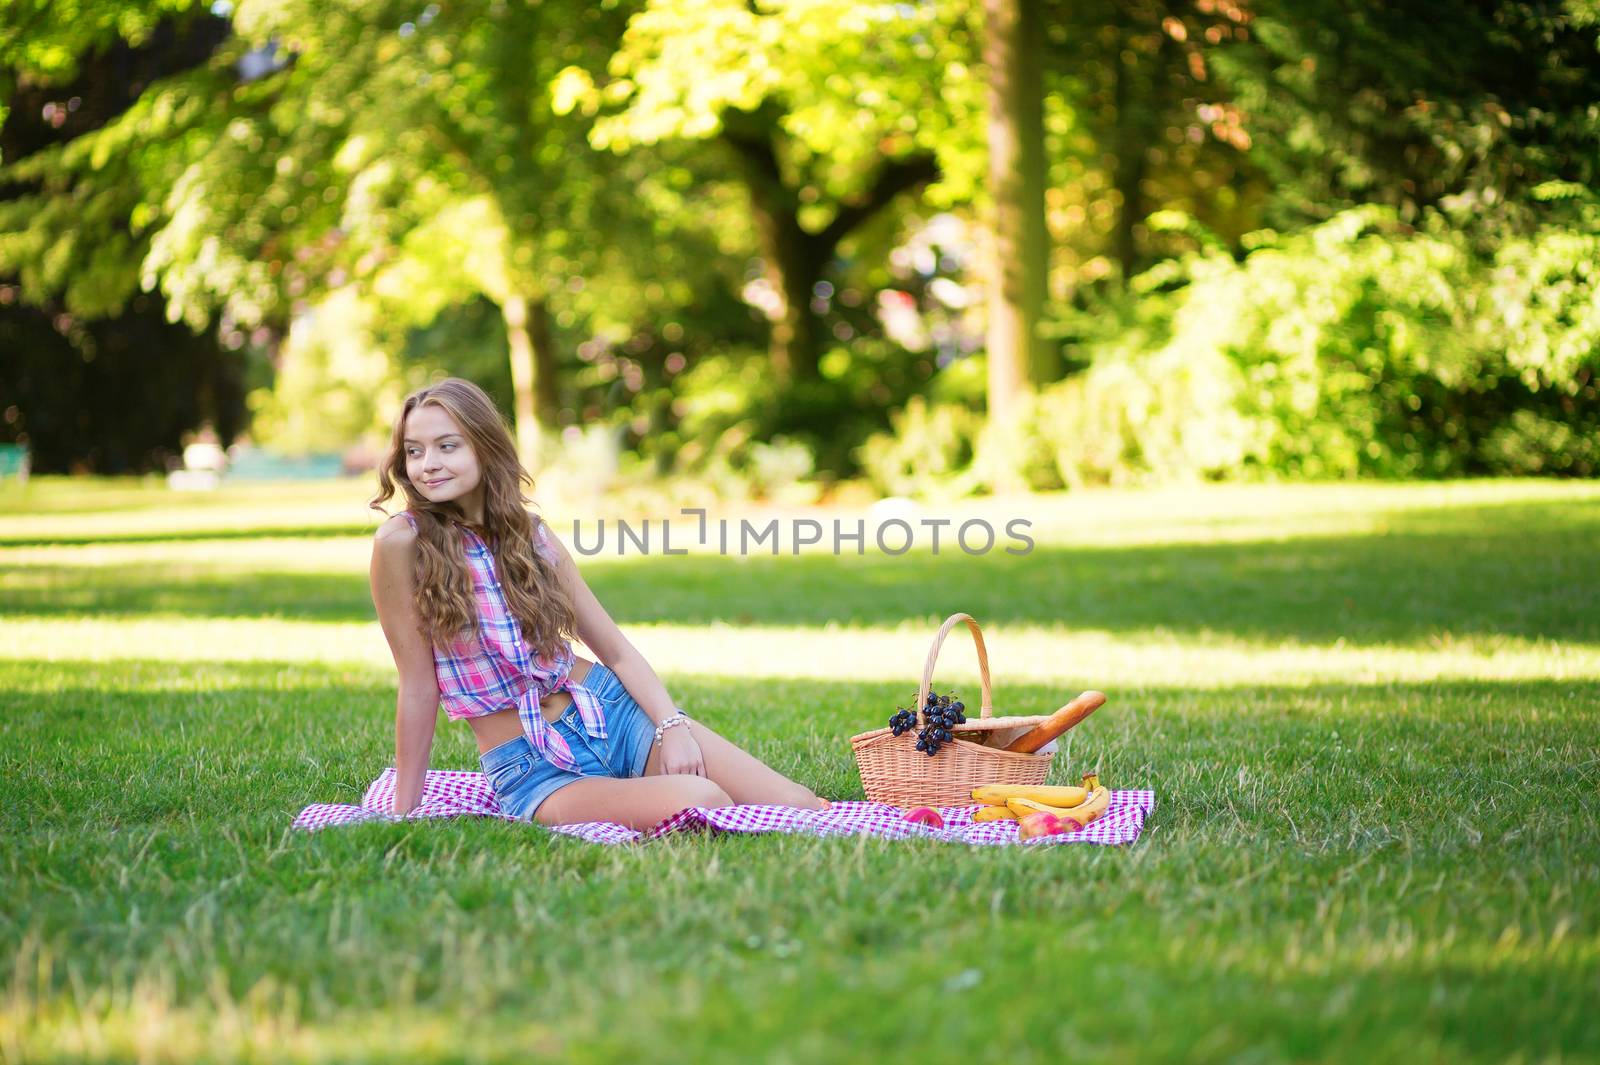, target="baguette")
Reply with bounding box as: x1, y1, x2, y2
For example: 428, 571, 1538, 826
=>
1002, 690, 1106, 753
